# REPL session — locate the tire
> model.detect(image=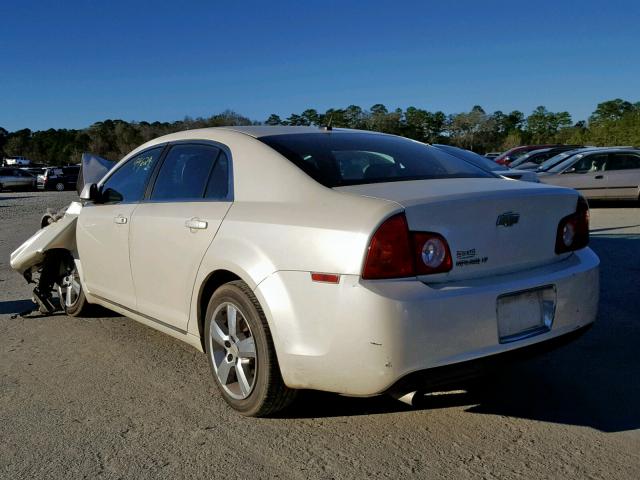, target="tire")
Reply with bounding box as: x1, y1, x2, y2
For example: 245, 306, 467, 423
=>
57, 259, 89, 316
204, 280, 297, 416
55, 182, 65, 191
